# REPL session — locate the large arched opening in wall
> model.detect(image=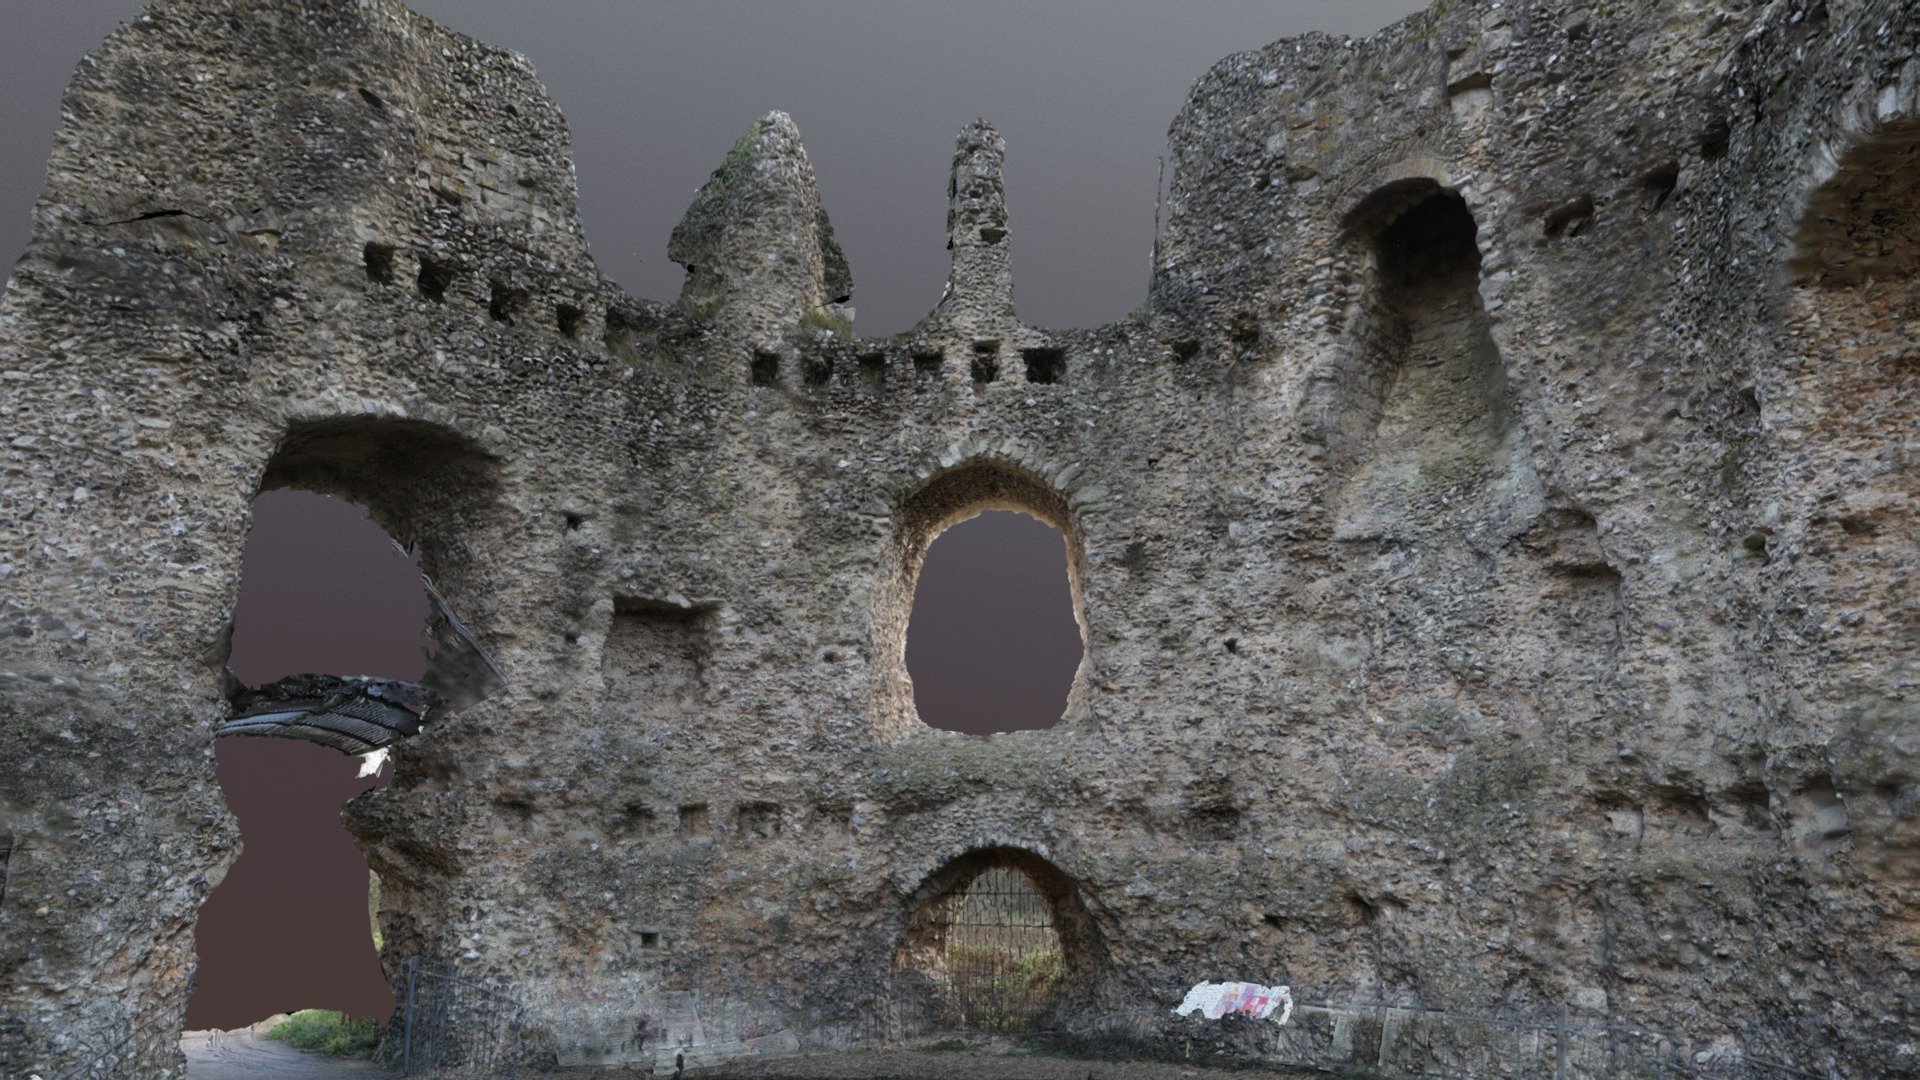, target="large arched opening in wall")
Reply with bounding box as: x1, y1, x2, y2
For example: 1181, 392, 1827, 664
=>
187, 489, 422, 1031
886, 460, 1088, 736
893, 847, 1105, 1033
188, 416, 500, 1034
